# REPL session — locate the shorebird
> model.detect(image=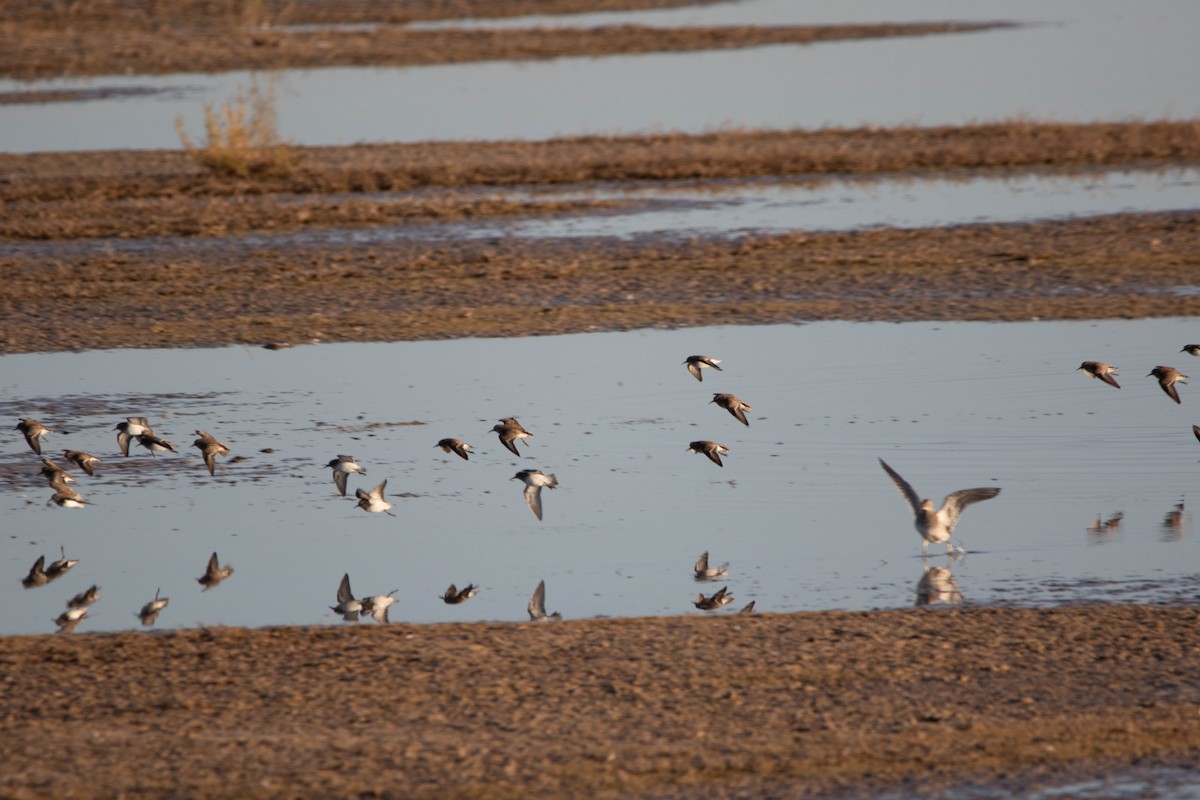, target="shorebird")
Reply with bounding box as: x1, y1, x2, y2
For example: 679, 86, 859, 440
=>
527, 579, 562, 622
39, 457, 76, 491
915, 565, 964, 606
694, 550, 729, 580
45, 545, 78, 580
879, 459, 1001, 556
435, 438, 474, 461
1088, 512, 1124, 534
1078, 361, 1120, 389
441, 583, 478, 604
491, 417, 533, 457
197, 552, 234, 590
512, 469, 557, 521
63, 449, 101, 477
115, 417, 154, 457
67, 585, 101, 609
360, 590, 398, 624
49, 491, 86, 509
355, 479, 395, 516
21, 555, 48, 589
138, 588, 169, 625
739, 601, 757, 615
710, 393, 751, 426
192, 429, 231, 476
330, 573, 361, 621
16, 417, 51, 455
136, 432, 178, 456
1181, 344, 1200, 356
53, 607, 88, 633
1148, 366, 1188, 404
683, 355, 722, 382
325, 455, 366, 497
694, 586, 734, 610
688, 440, 729, 467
